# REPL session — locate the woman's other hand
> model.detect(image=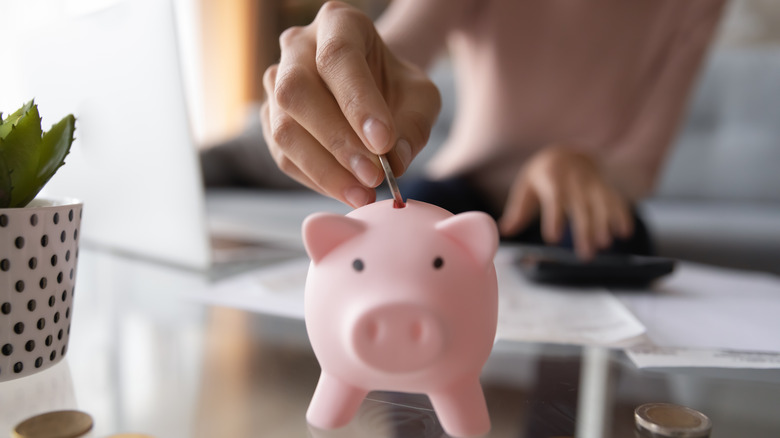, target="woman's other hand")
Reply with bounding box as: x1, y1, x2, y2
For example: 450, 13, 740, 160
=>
498, 146, 634, 260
